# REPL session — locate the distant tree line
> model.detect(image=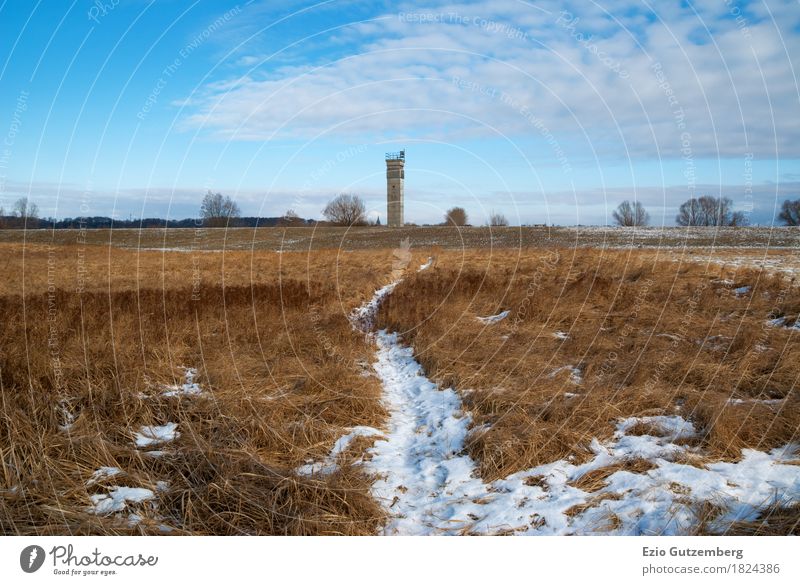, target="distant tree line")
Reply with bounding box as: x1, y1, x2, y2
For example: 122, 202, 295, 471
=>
0, 215, 315, 229
0, 193, 314, 229
4, 192, 800, 229
610, 196, 800, 227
